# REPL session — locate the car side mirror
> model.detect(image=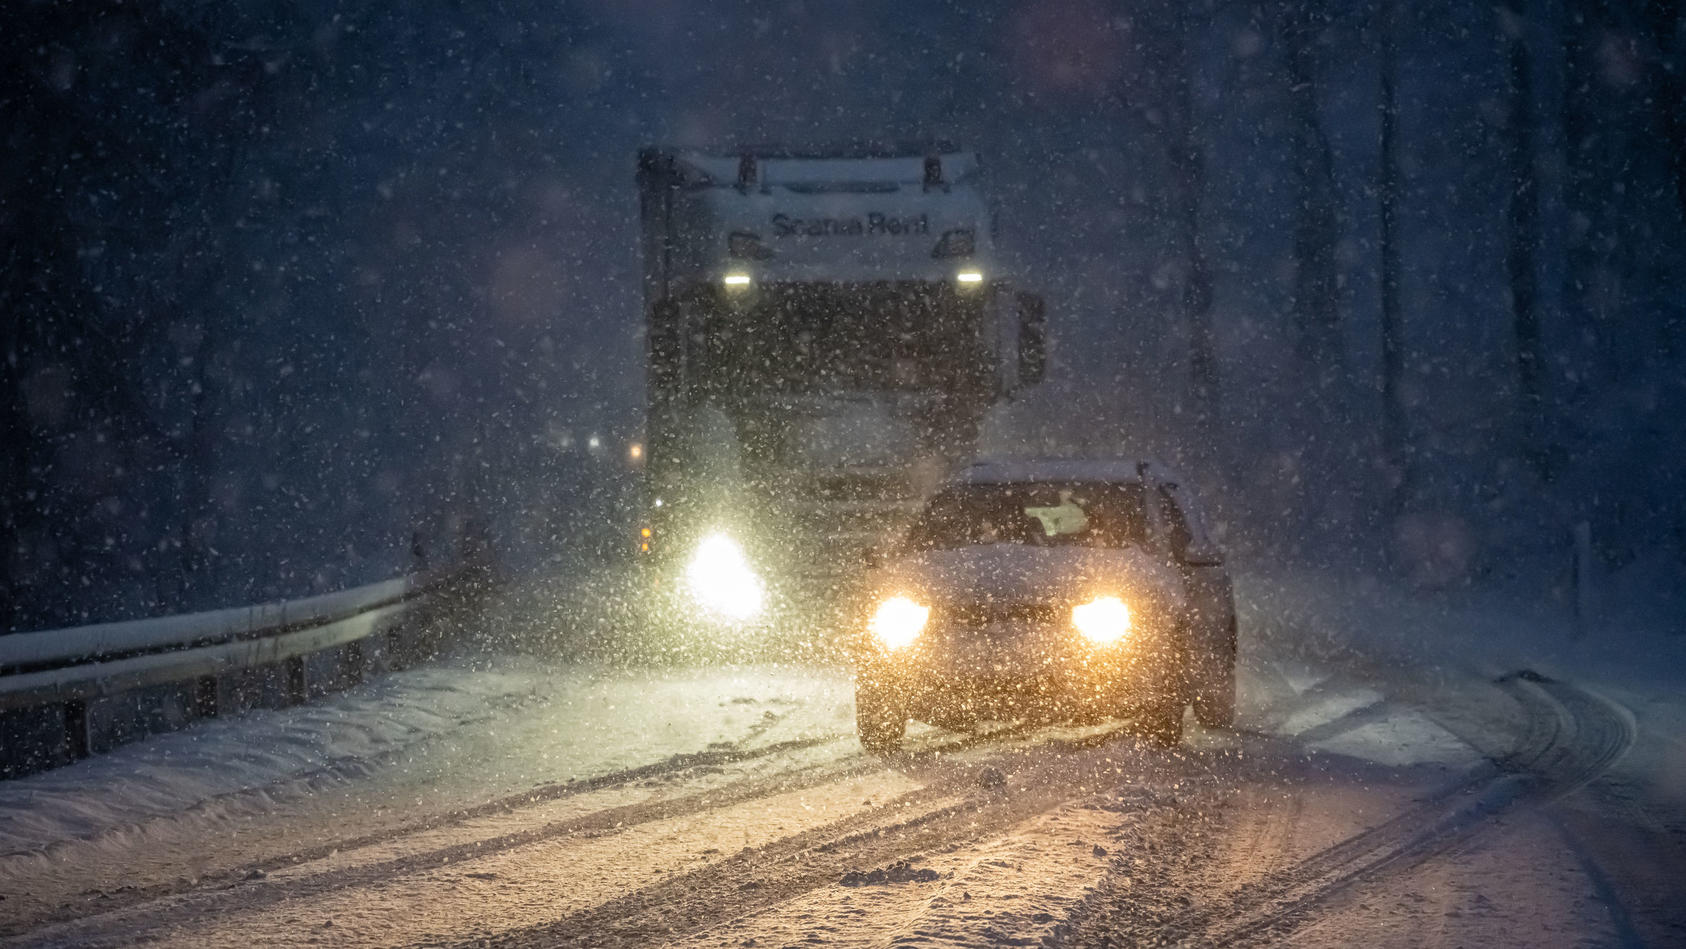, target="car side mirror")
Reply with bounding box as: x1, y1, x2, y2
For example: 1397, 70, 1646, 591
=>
1179, 544, 1224, 567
